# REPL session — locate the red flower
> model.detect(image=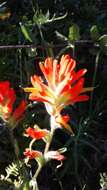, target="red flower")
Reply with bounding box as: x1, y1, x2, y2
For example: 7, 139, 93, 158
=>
24, 55, 92, 131
0, 81, 16, 119
12, 100, 26, 121
24, 148, 42, 159
0, 81, 26, 123
25, 127, 49, 140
